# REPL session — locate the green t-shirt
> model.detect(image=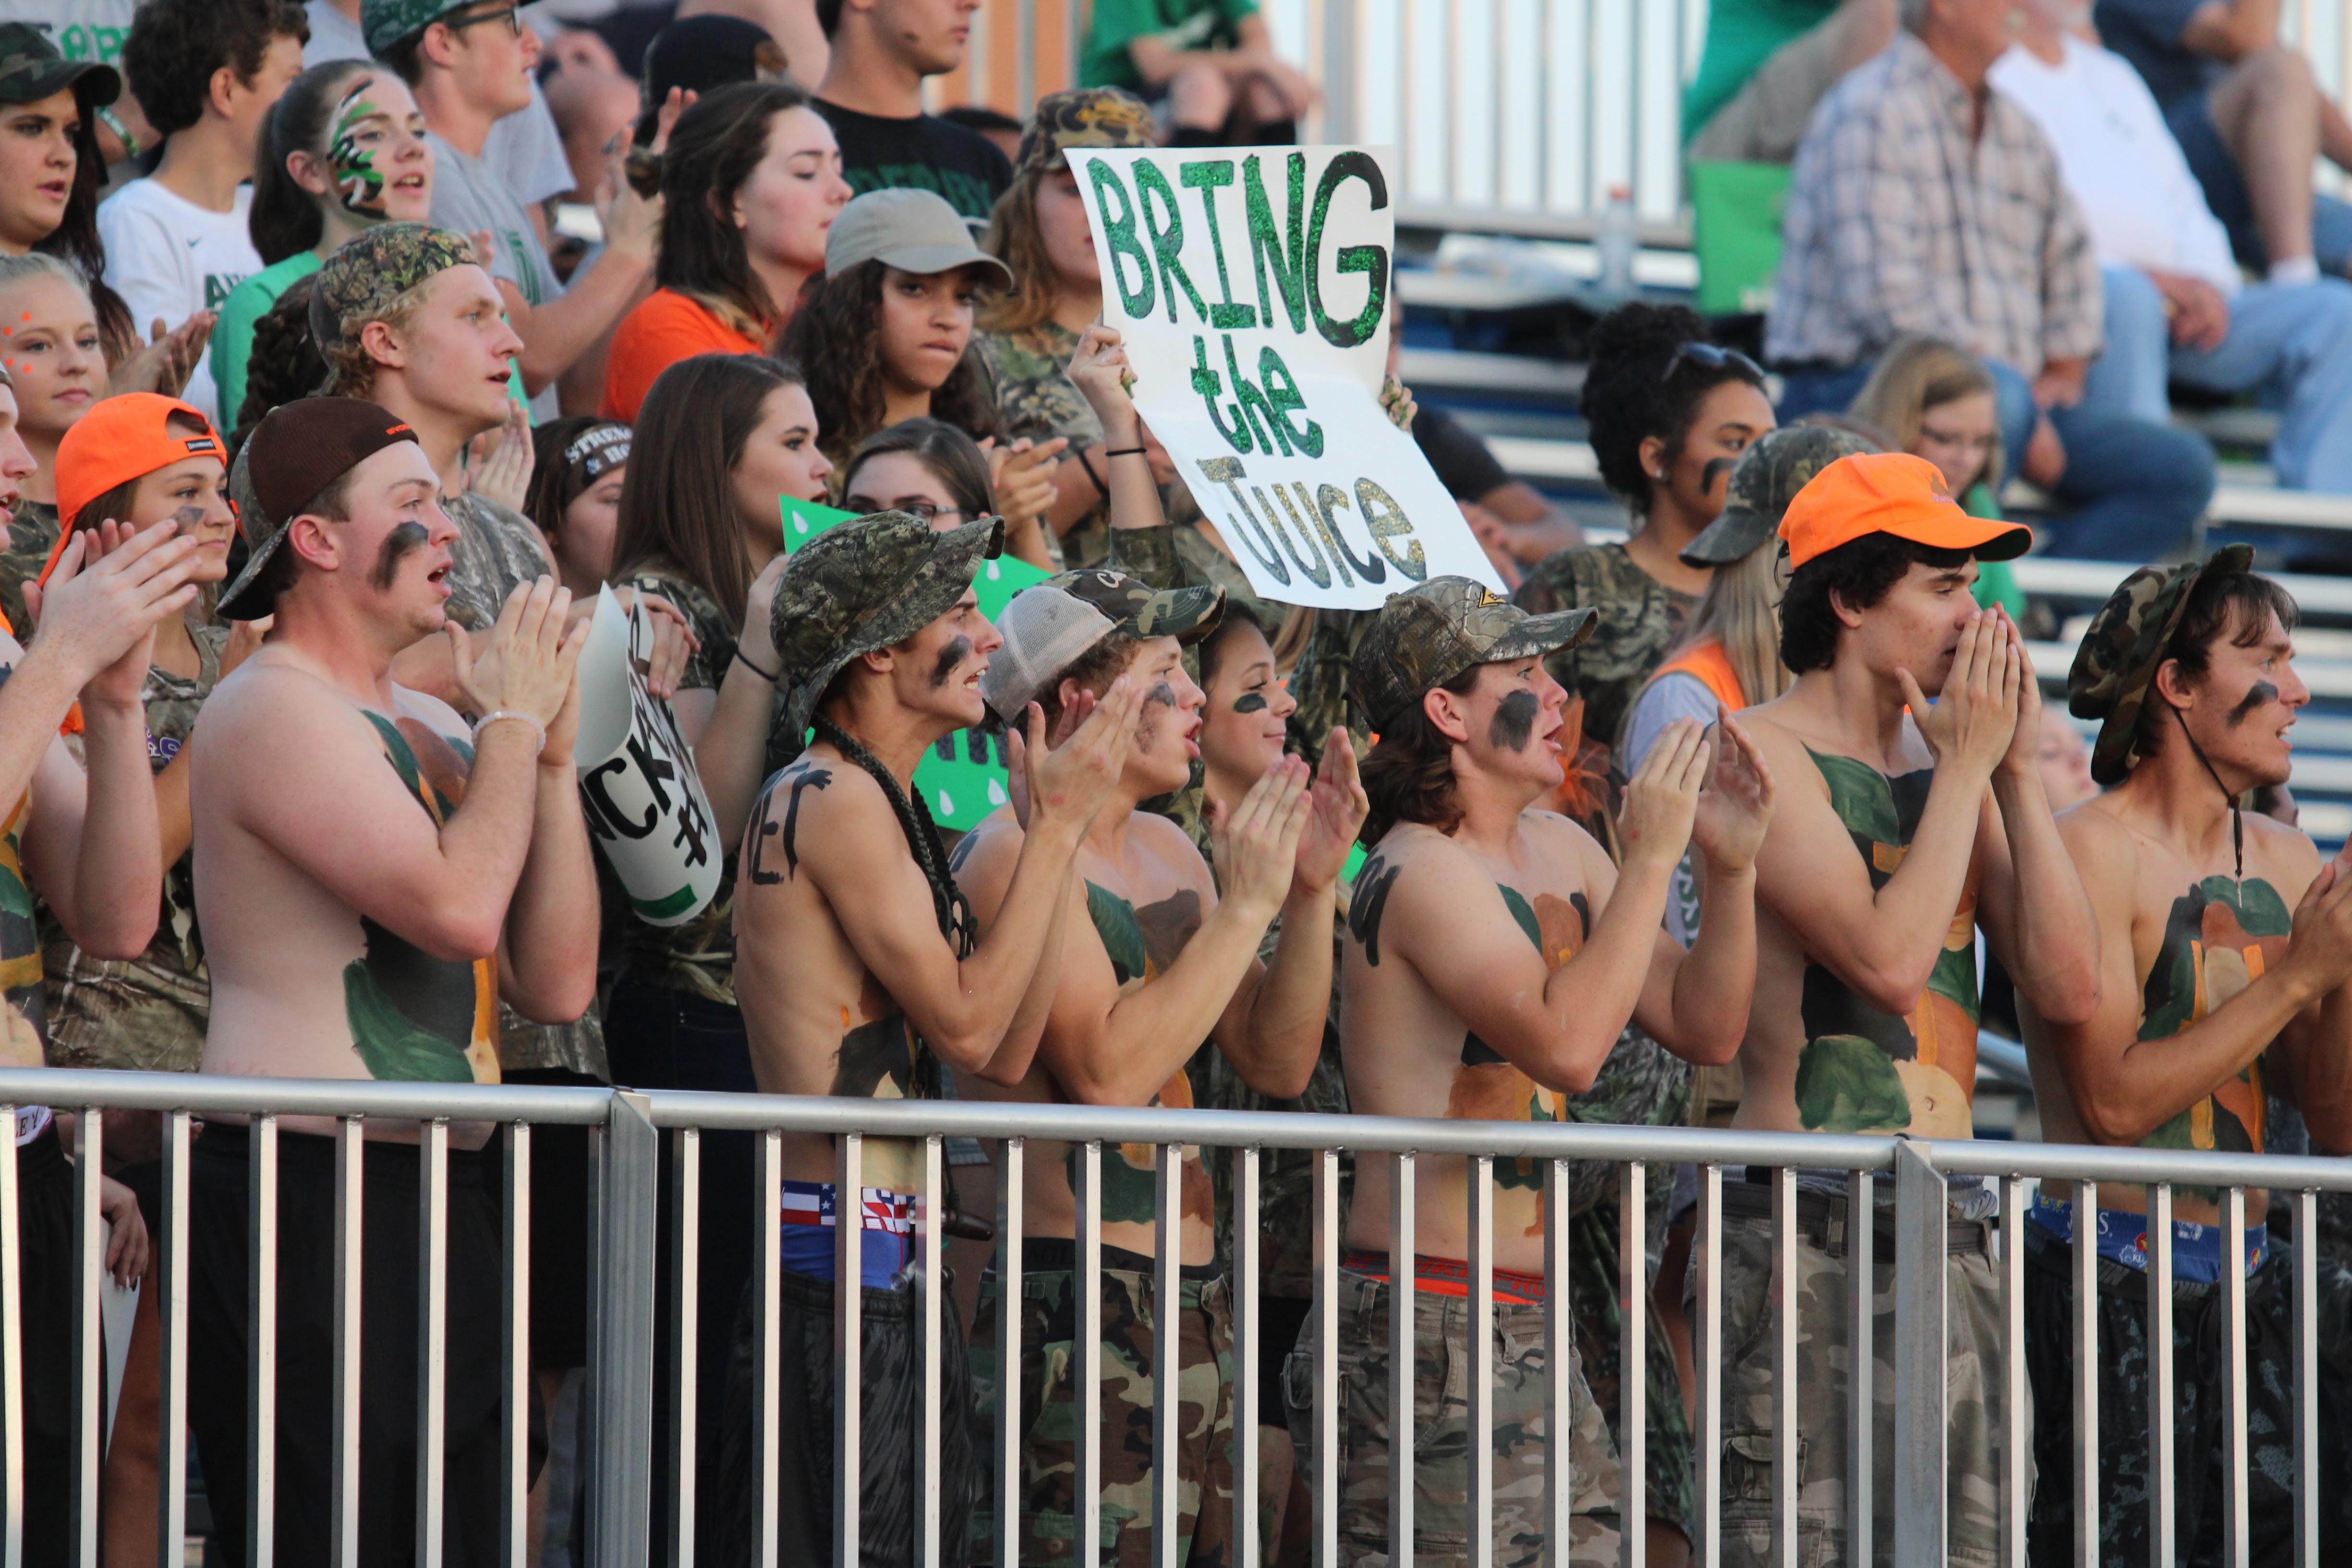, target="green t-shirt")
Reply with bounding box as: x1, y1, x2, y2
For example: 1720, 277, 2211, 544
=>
210, 251, 322, 438
1961, 481, 2027, 620
1081, 0, 1259, 90
1682, 0, 1842, 143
